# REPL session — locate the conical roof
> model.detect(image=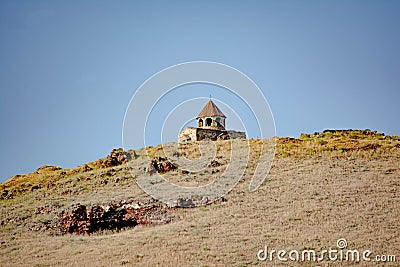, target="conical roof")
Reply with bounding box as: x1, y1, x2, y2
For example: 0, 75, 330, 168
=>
197, 100, 226, 118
